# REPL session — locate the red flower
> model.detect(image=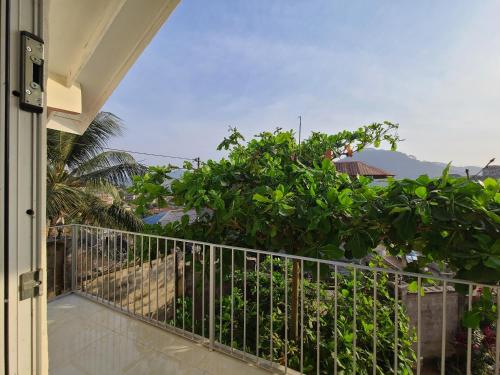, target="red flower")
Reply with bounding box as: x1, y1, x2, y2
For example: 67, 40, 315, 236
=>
324, 149, 334, 160
482, 325, 496, 348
